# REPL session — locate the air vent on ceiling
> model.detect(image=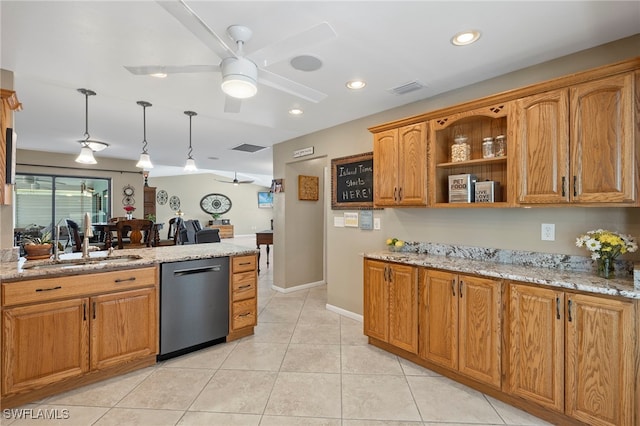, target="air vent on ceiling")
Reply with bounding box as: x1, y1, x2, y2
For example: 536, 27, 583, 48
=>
231, 143, 267, 153
387, 80, 426, 95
